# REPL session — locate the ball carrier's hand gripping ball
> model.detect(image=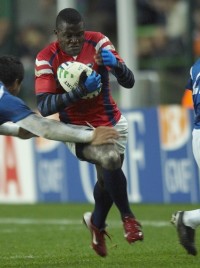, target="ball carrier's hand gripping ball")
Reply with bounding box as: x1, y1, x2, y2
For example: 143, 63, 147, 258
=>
57, 61, 102, 99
